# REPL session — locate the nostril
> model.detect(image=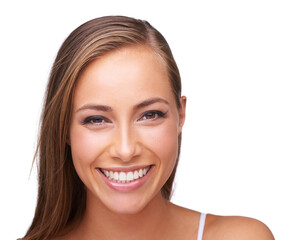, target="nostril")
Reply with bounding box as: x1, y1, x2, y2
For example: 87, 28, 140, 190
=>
112, 144, 140, 162
108, 127, 142, 162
